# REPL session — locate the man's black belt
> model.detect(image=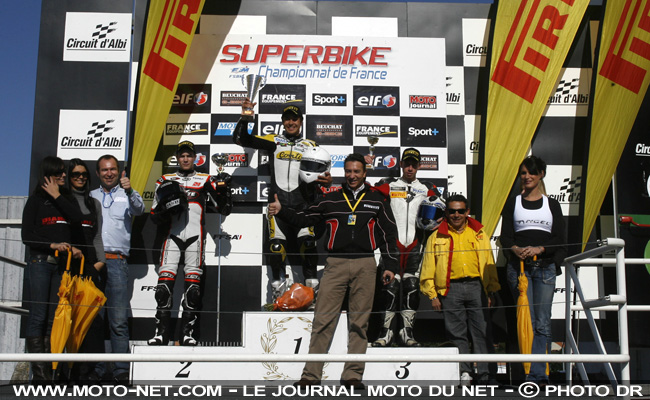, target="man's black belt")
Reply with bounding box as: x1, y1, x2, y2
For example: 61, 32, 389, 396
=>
450, 276, 480, 283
